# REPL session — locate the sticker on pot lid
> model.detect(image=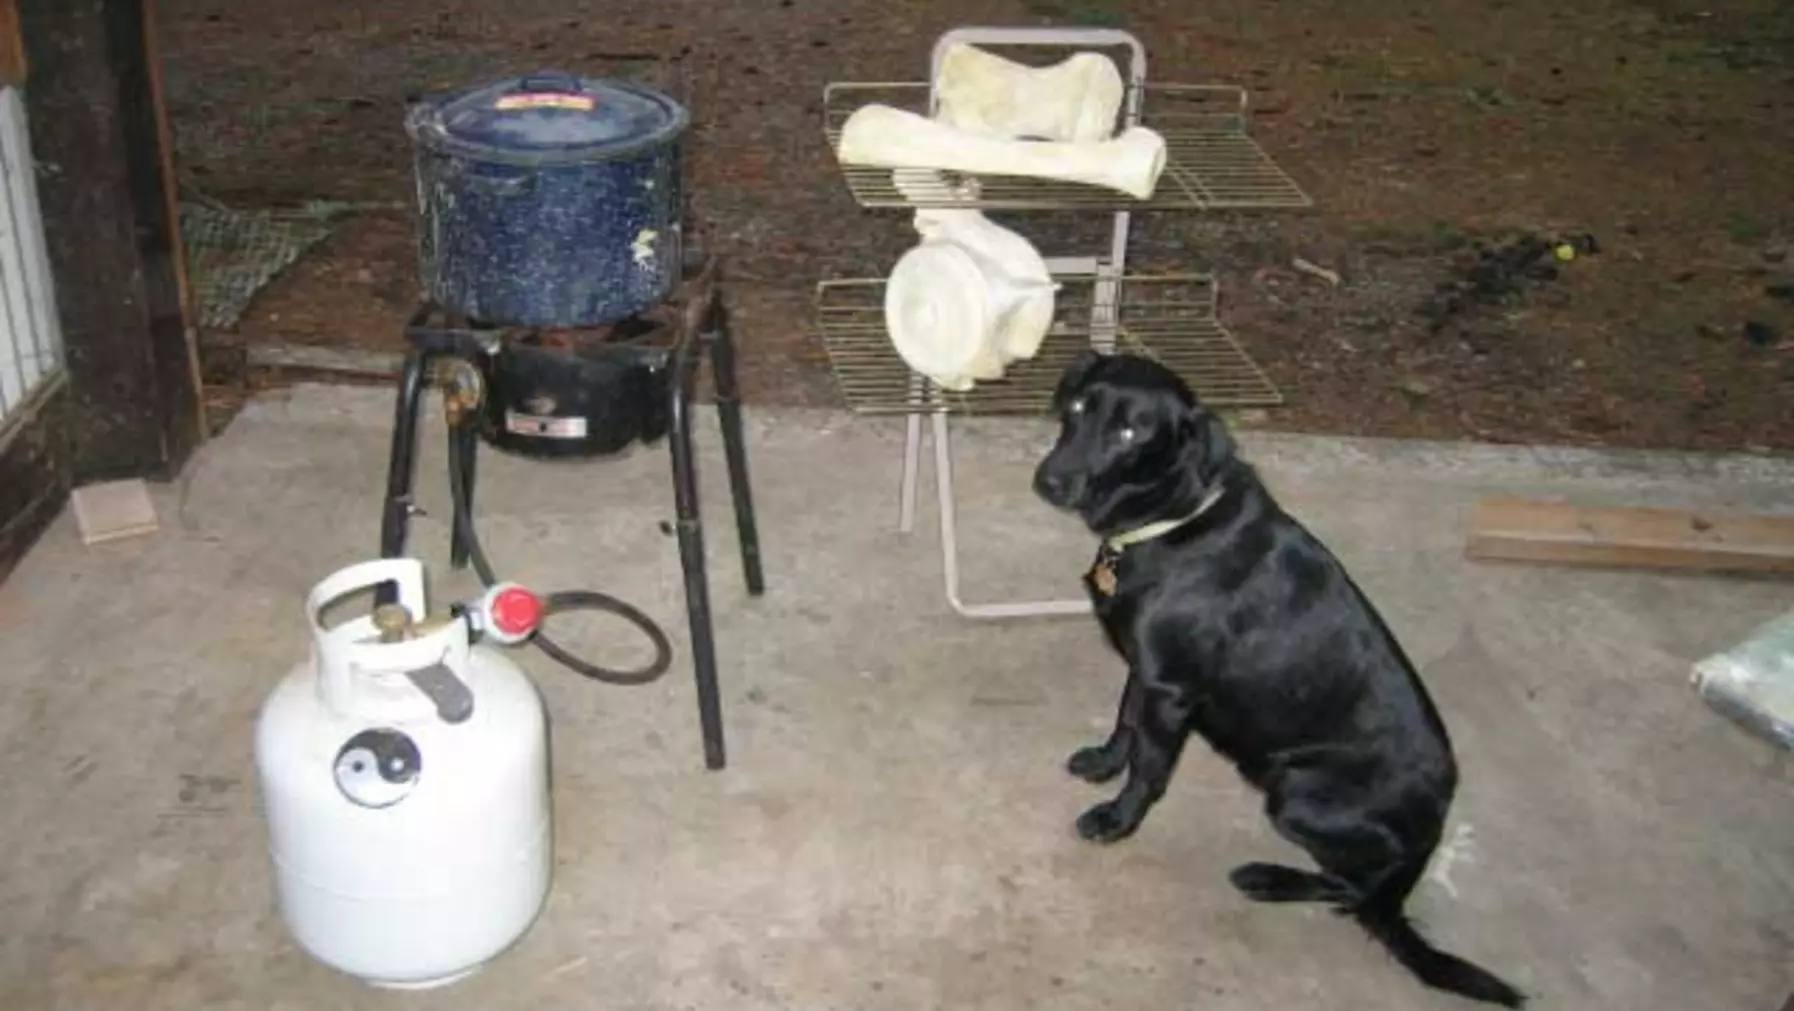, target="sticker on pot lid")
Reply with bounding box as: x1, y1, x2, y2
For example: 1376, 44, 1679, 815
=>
494, 92, 596, 112
410, 69, 688, 162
